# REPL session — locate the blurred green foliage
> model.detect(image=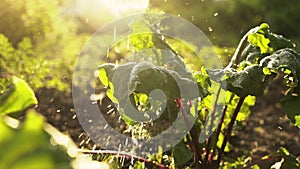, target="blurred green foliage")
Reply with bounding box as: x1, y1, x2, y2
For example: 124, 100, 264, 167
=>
149, 0, 300, 47
0, 0, 88, 91
0, 76, 37, 116
0, 76, 73, 169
